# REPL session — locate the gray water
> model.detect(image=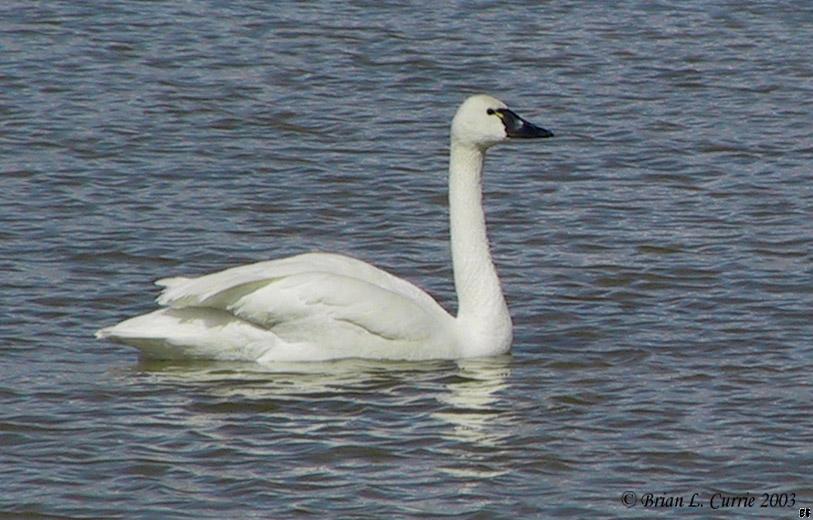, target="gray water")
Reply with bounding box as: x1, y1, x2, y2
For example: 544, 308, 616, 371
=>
2, 1, 812, 518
